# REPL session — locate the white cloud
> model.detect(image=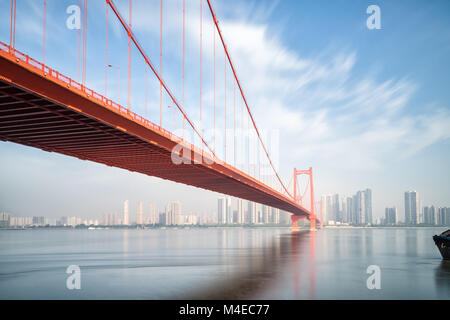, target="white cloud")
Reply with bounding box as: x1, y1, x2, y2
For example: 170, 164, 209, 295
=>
213, 19, 450, 175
